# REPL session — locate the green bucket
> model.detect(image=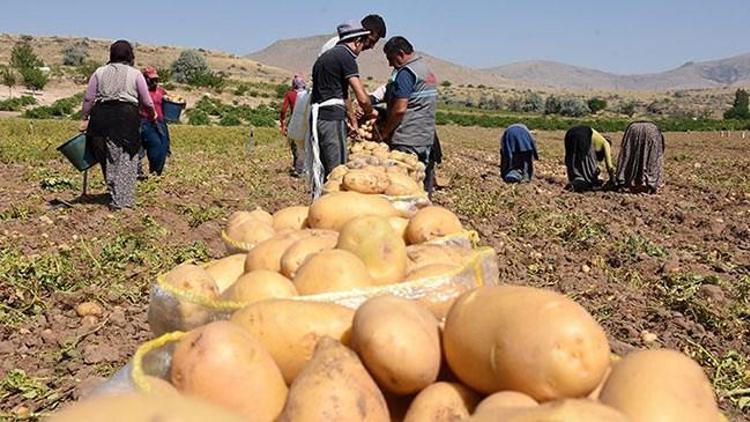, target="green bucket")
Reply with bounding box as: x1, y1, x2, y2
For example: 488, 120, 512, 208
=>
57, 133, 97, 171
